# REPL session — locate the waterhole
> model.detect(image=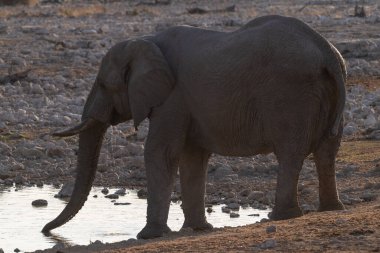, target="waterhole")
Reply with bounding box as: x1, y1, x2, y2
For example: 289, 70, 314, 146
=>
0, 185, 269, 252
